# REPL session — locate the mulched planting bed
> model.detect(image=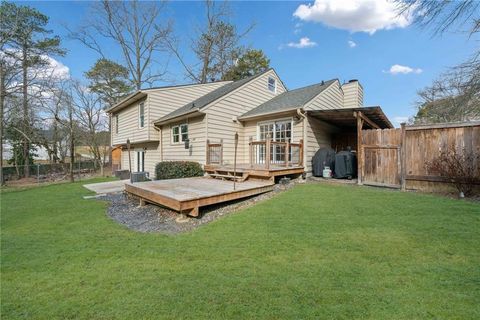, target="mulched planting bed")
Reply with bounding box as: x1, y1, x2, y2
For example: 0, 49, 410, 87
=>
98, 180, 299, 234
